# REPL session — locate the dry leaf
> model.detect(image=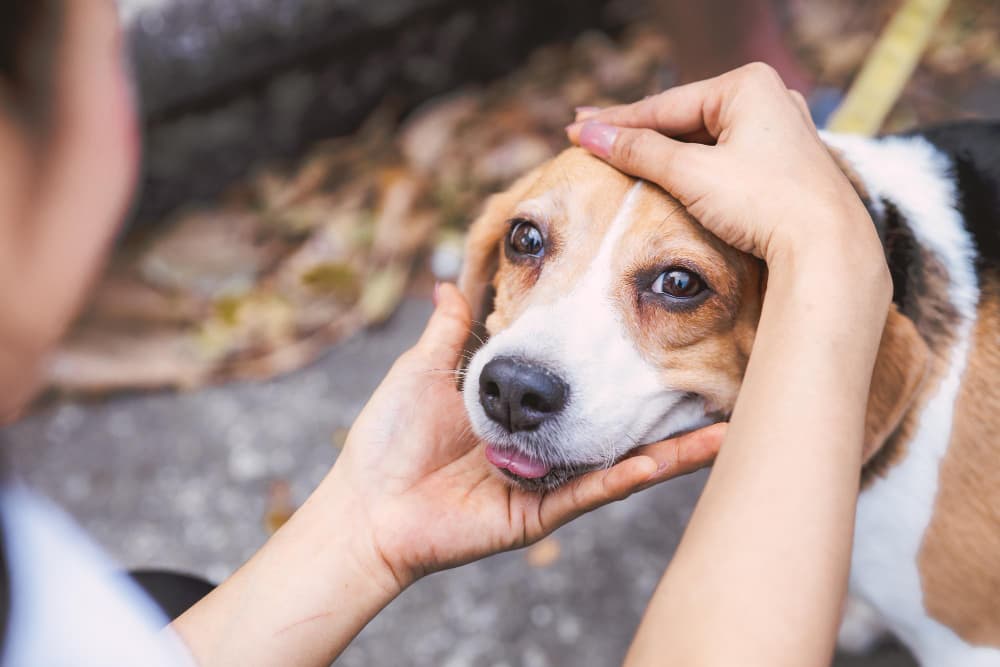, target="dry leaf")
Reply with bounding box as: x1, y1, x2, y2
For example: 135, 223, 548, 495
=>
526, 537, 562, 567
264, 480, 296, 534
399, 92, 480, 173
140, 209, 288, 298
359, 265, 409, 325
331, 427, 350, 449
